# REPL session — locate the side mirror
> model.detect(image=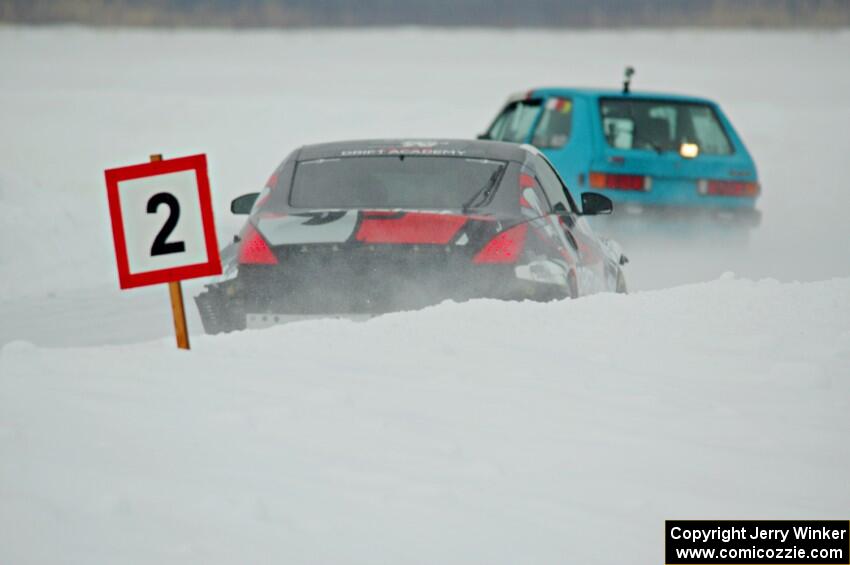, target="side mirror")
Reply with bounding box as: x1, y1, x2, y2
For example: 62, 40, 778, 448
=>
476, 132, 490, 140
230, 192, 260, 215
581, 192, 613, 215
